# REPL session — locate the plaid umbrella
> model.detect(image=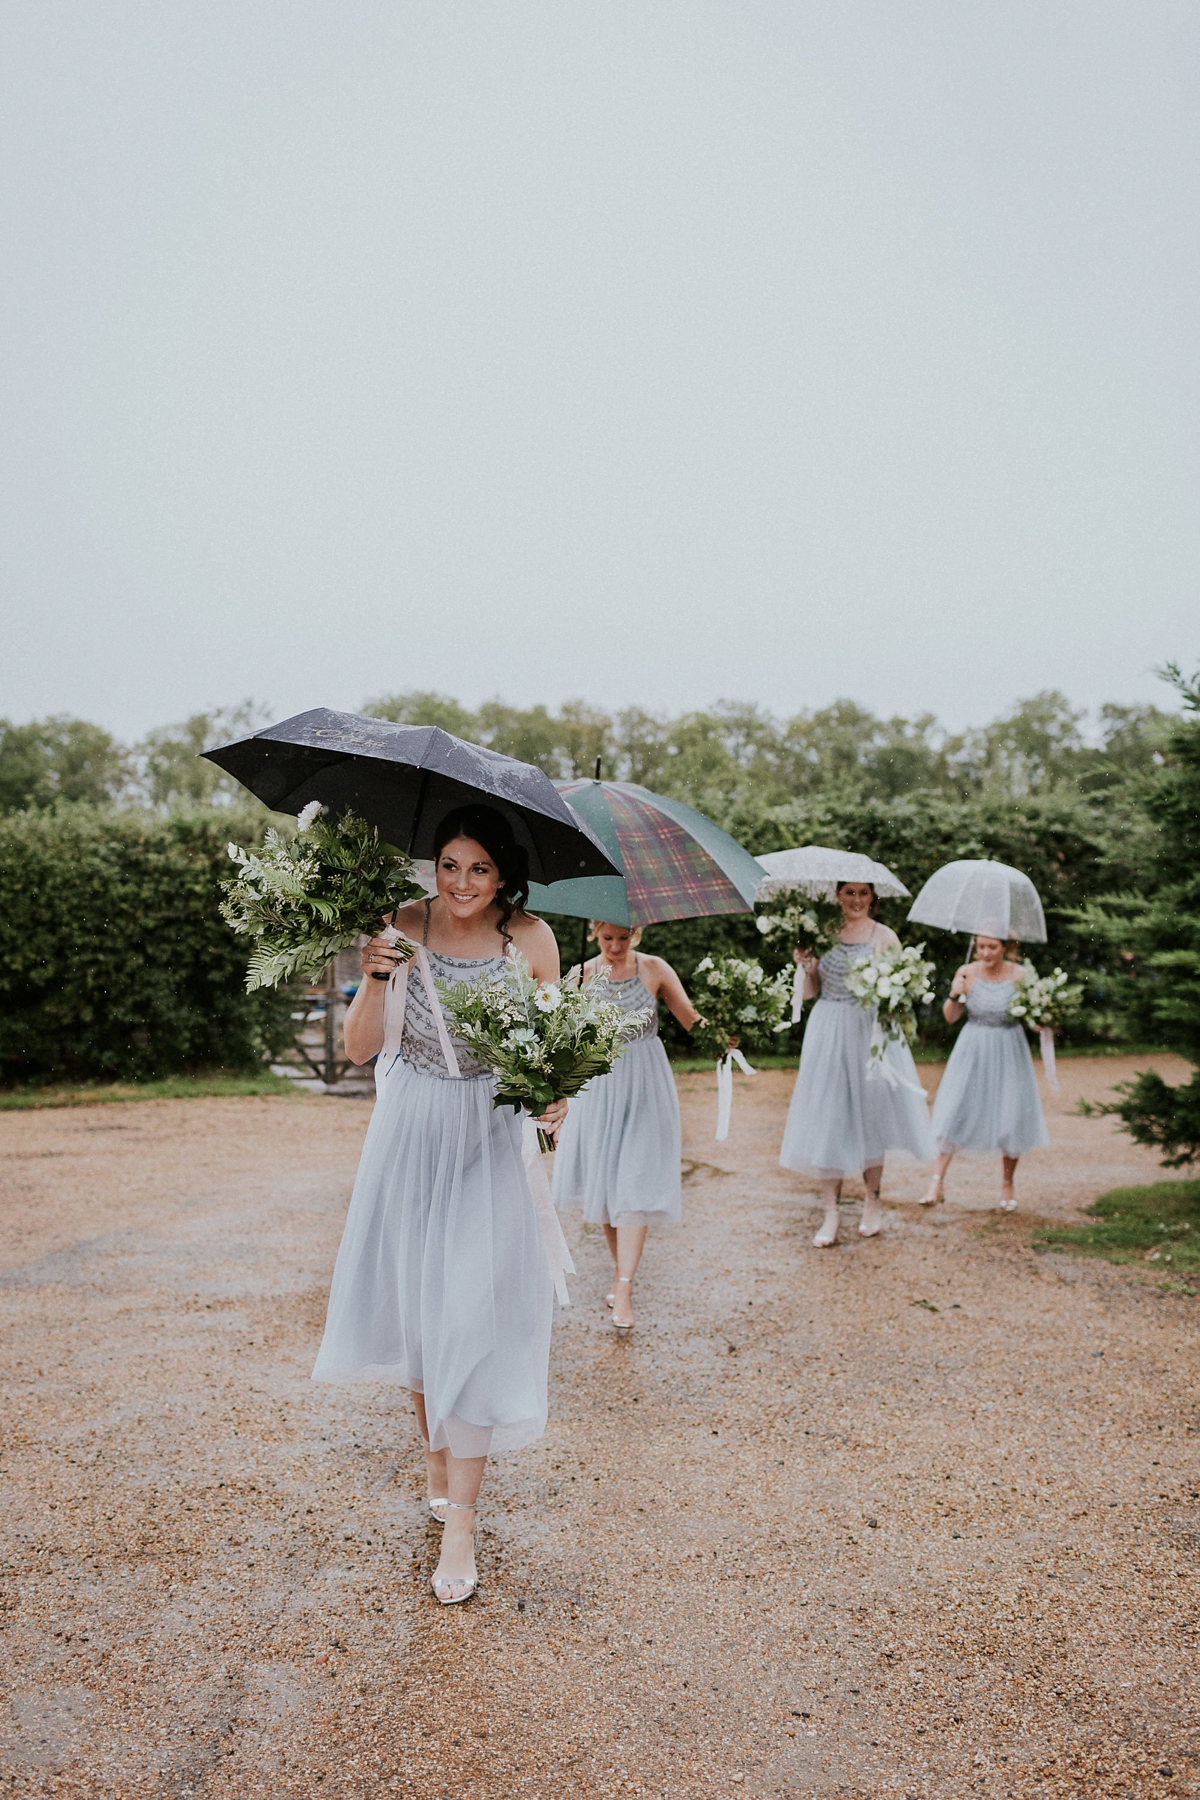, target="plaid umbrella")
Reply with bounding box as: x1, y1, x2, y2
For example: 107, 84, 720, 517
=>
526, 780, 762, 929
